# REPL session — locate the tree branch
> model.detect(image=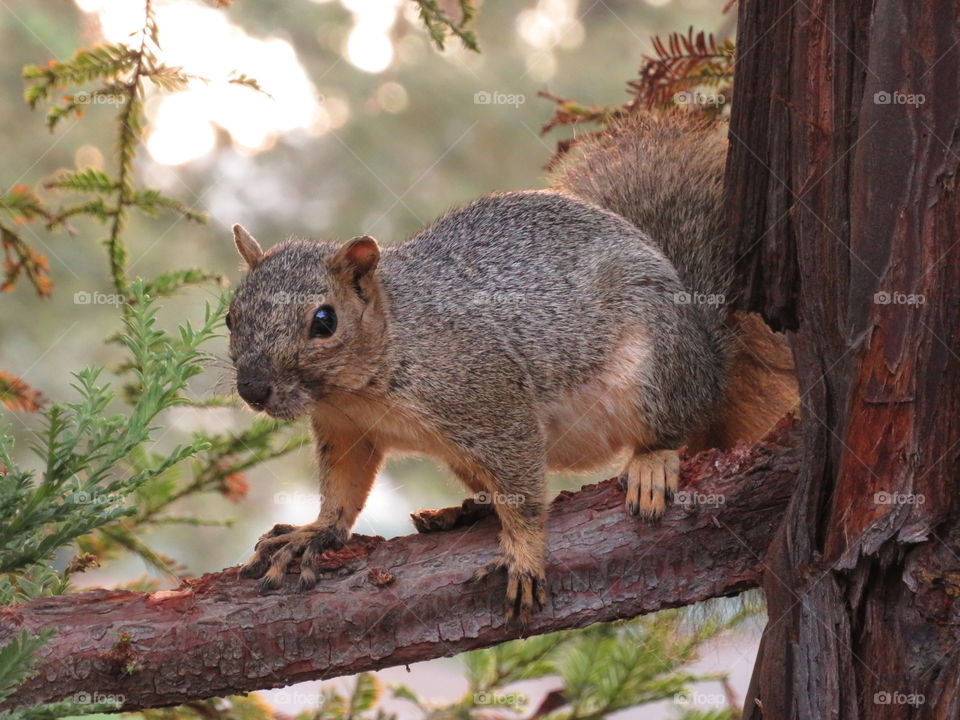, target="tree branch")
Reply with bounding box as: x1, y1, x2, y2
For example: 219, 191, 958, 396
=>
0, 419, 799, 712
